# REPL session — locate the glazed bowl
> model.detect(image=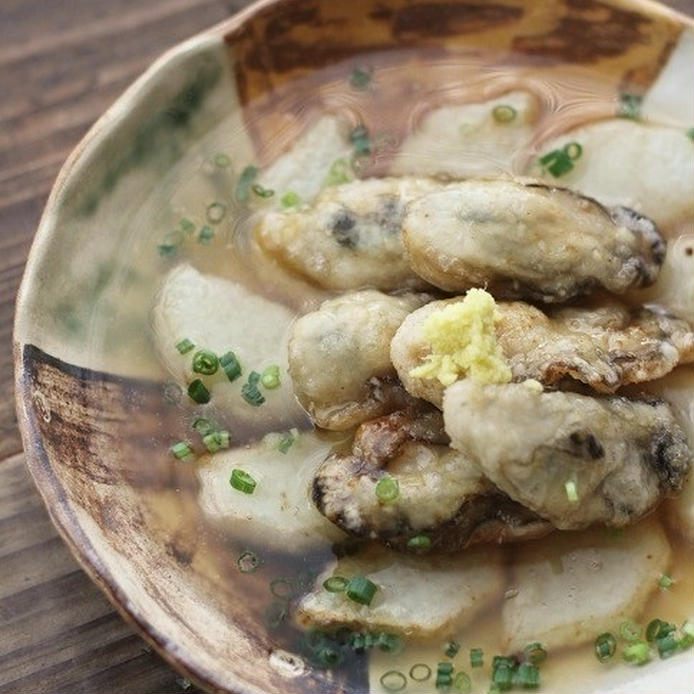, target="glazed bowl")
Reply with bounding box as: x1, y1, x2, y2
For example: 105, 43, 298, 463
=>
14, 0, 694, 692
